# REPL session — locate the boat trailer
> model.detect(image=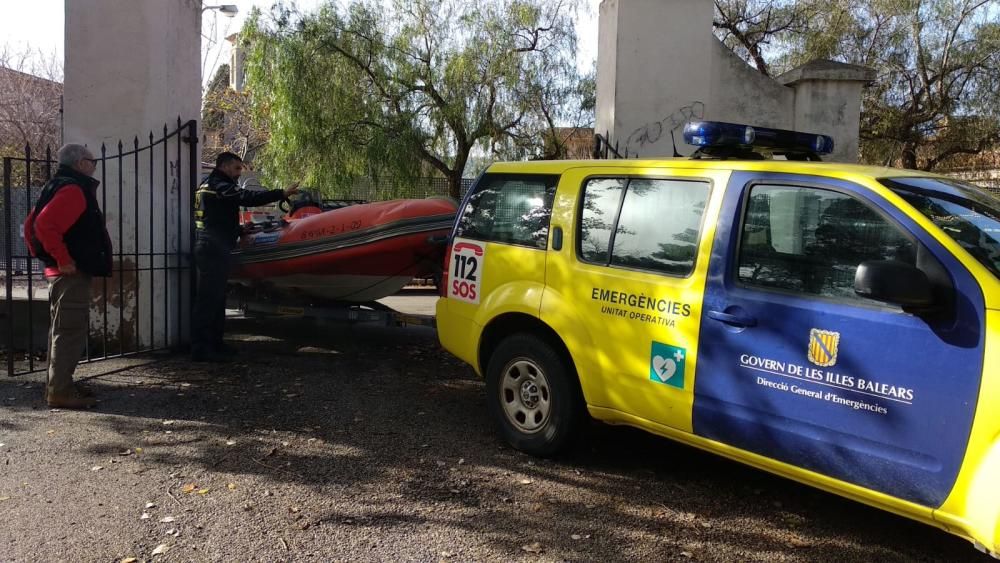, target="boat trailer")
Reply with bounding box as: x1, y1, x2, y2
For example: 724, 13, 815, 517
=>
226, 286, 436, 329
